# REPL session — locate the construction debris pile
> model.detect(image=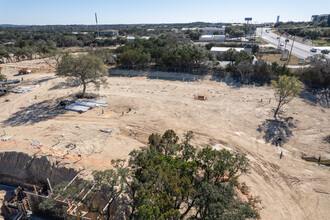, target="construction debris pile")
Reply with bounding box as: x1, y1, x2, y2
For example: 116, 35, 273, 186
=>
1, 173, 121, 220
